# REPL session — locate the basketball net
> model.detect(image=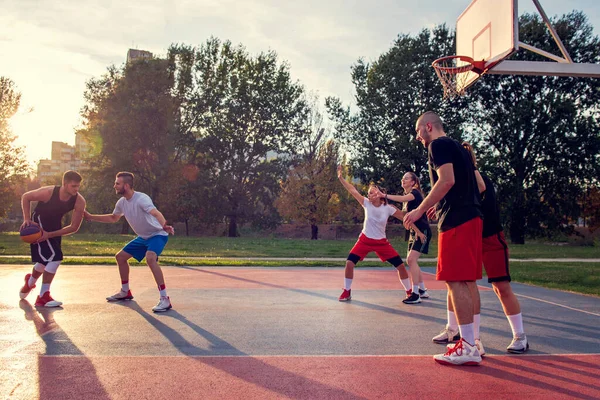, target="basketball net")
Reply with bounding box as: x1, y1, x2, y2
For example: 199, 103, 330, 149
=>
432, 56, 485, 99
